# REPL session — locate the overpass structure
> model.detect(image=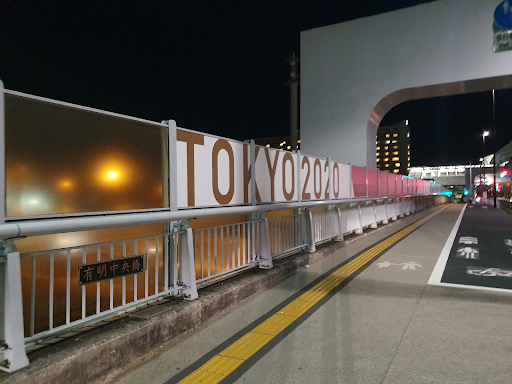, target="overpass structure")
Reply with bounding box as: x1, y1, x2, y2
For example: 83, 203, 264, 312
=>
301, 0, 512, 169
